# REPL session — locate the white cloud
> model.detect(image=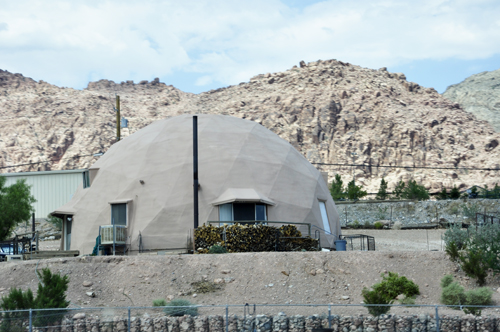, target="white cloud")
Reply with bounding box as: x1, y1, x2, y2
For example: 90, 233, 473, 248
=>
0, 0, 498, 91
